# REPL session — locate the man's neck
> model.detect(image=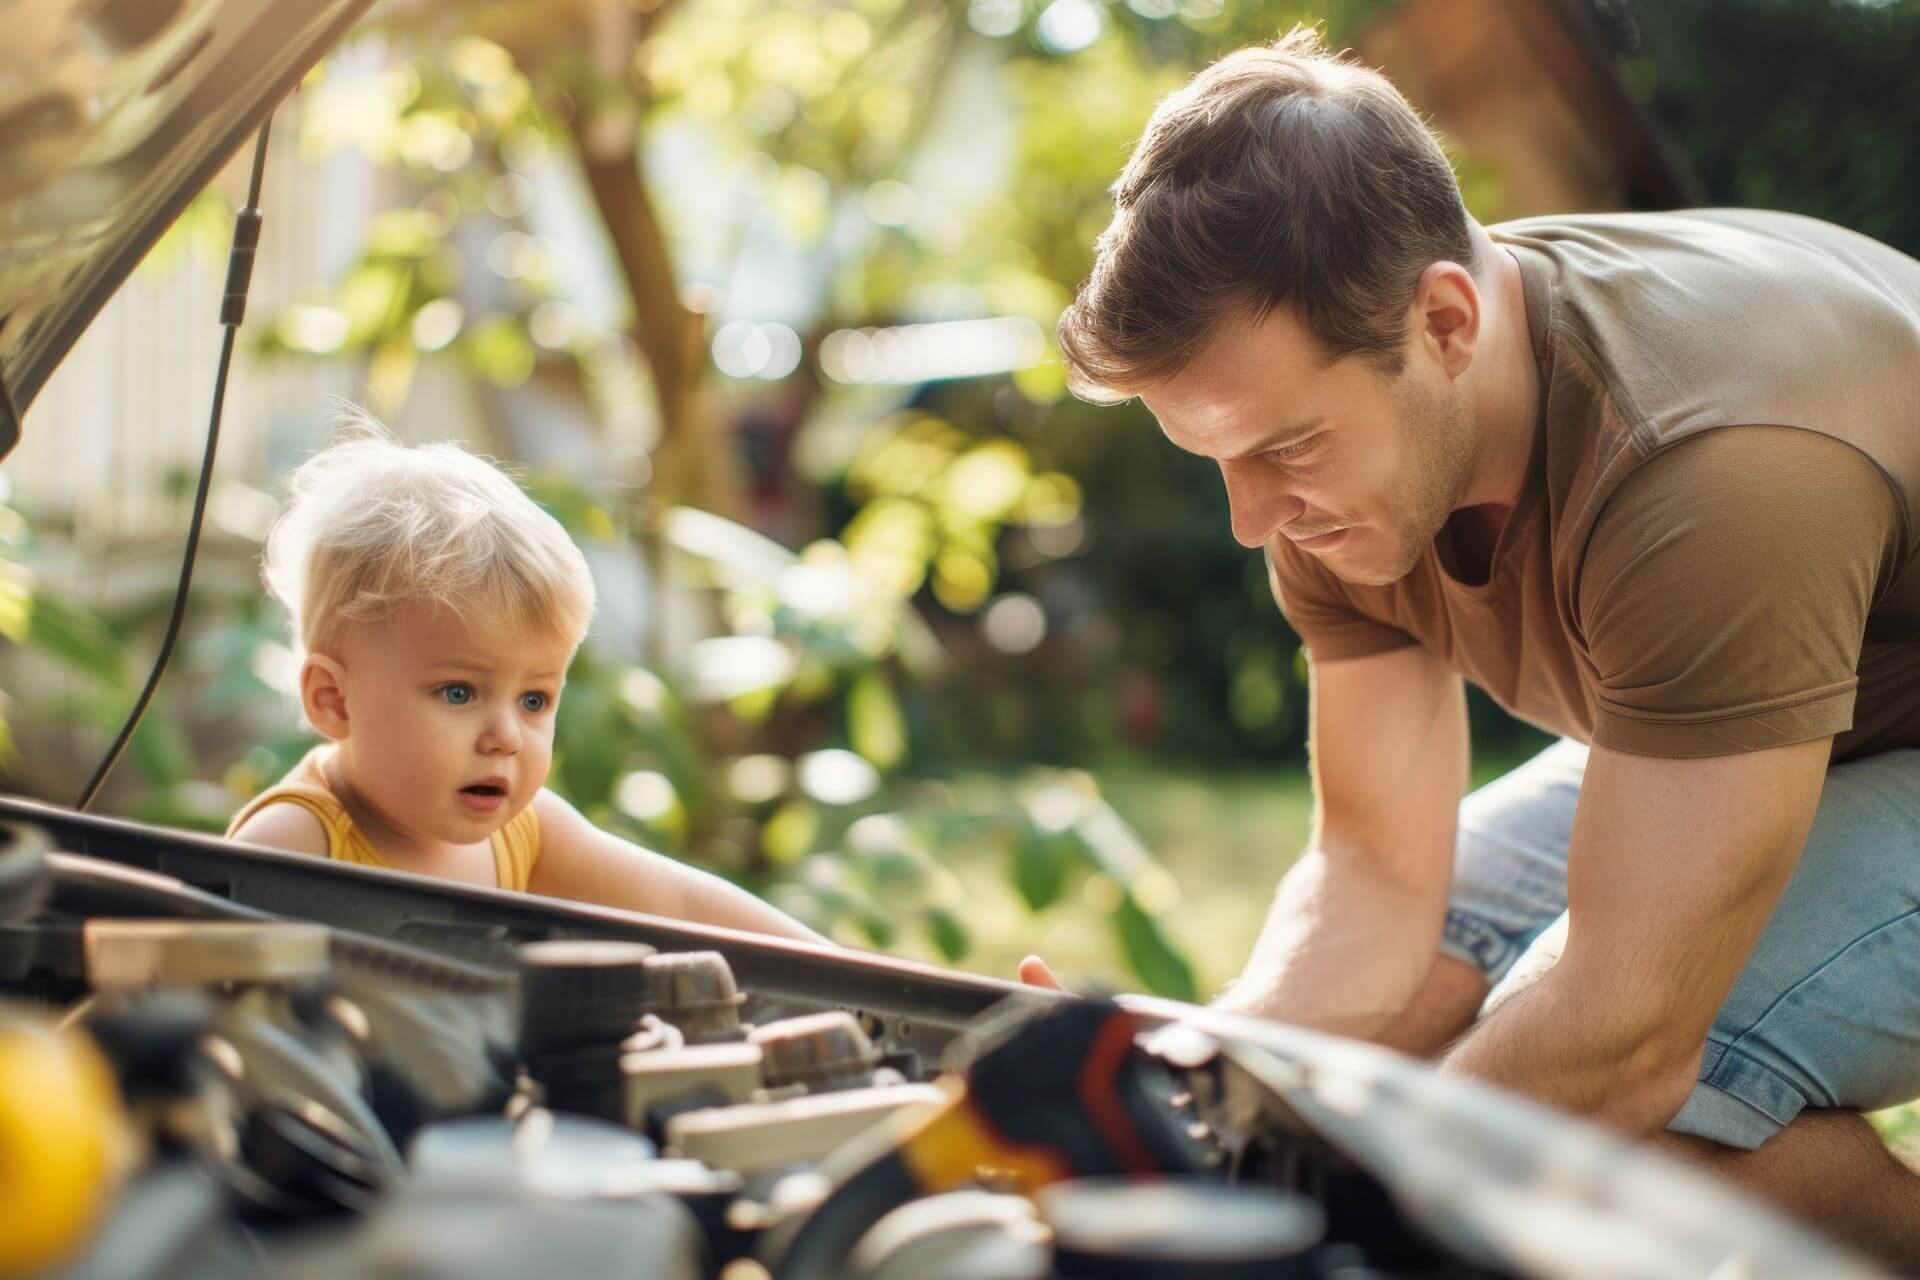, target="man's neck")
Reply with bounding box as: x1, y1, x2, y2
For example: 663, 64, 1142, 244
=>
1458, 221, 1543, 514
